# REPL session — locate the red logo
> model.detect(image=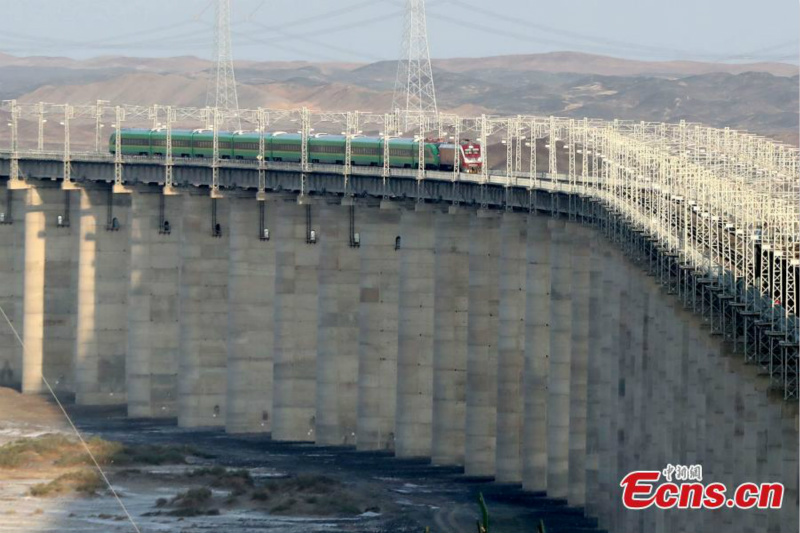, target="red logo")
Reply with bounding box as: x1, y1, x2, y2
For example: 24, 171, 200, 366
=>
621, 467, 783, 510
